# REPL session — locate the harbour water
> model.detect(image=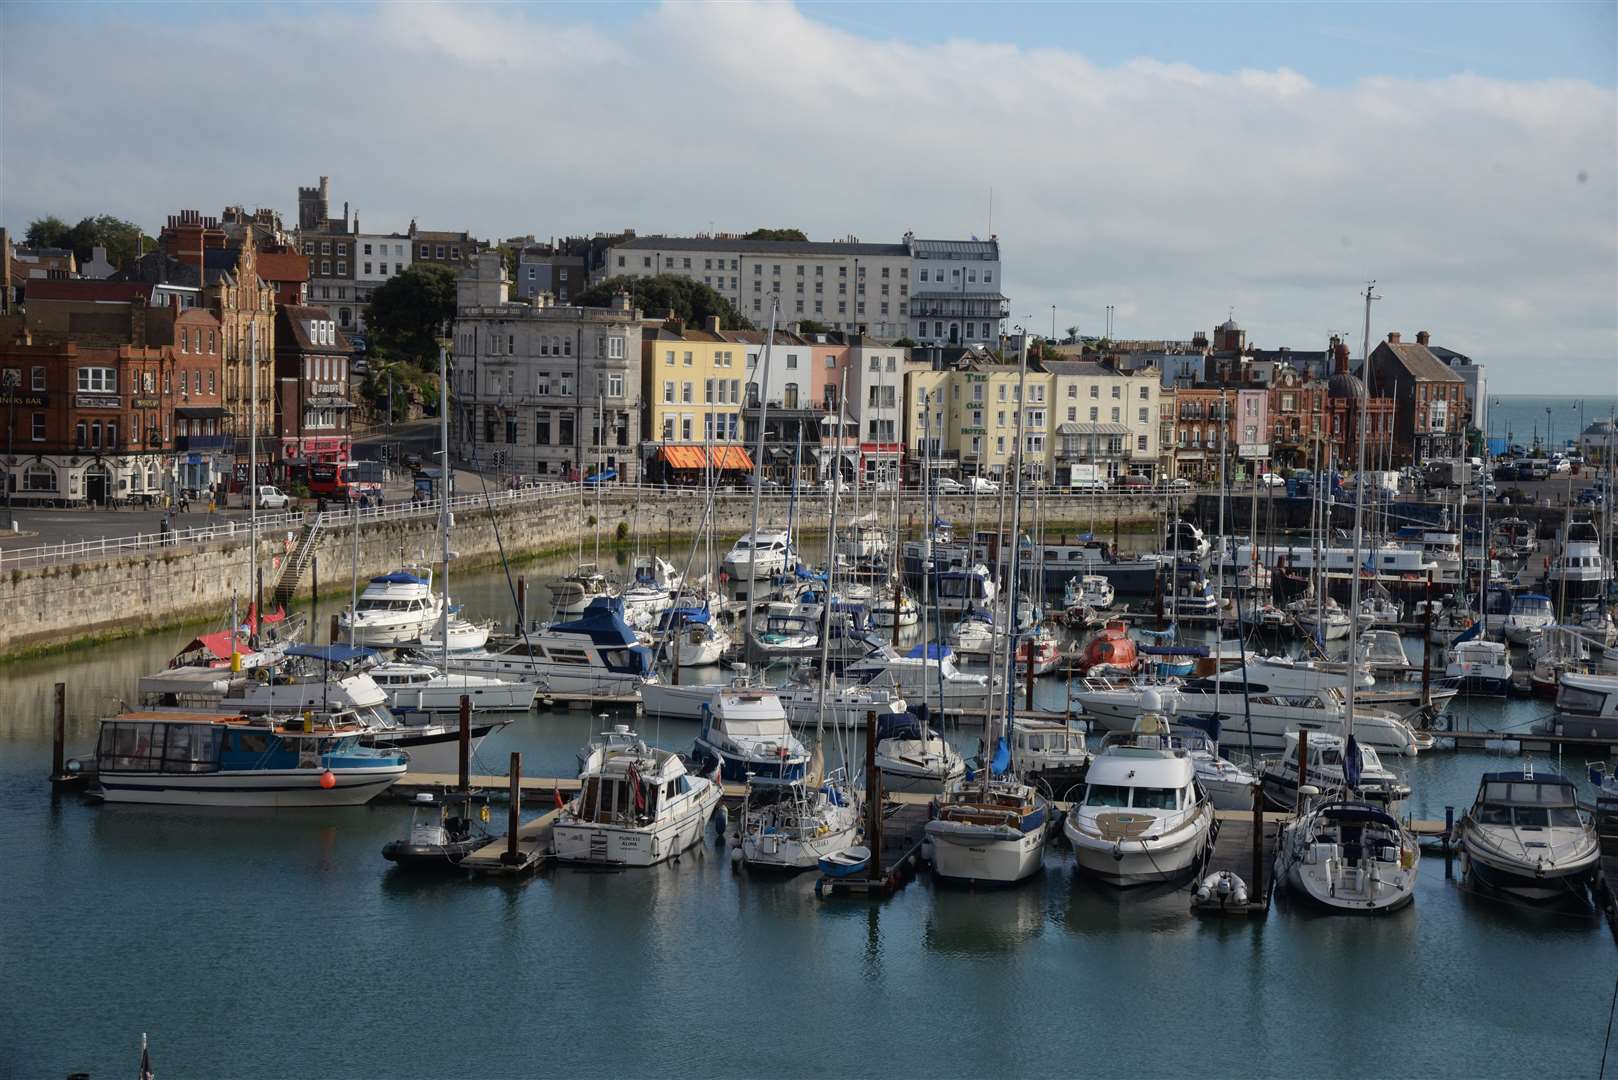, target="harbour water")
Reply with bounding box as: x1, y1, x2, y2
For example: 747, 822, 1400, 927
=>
2, 550, 1613, 1078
